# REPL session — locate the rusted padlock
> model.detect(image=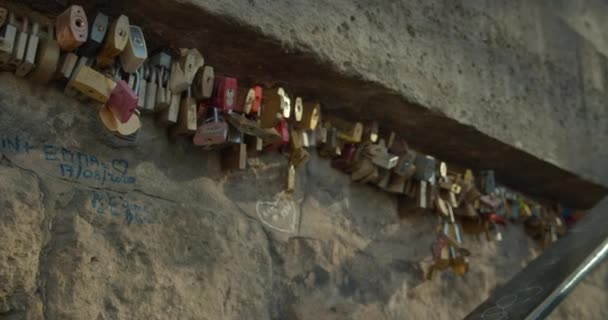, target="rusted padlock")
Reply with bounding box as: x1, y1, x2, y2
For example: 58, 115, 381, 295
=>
96, 14, 129, 68
193, 107, 228, 146
120, 25, 147, 73
56, 5, 88, 51
260, 87, 289, 128
213, 76, 237, 112
29, 24, 60, 84
15, 21, 40, 77
78, 12, 108, 57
